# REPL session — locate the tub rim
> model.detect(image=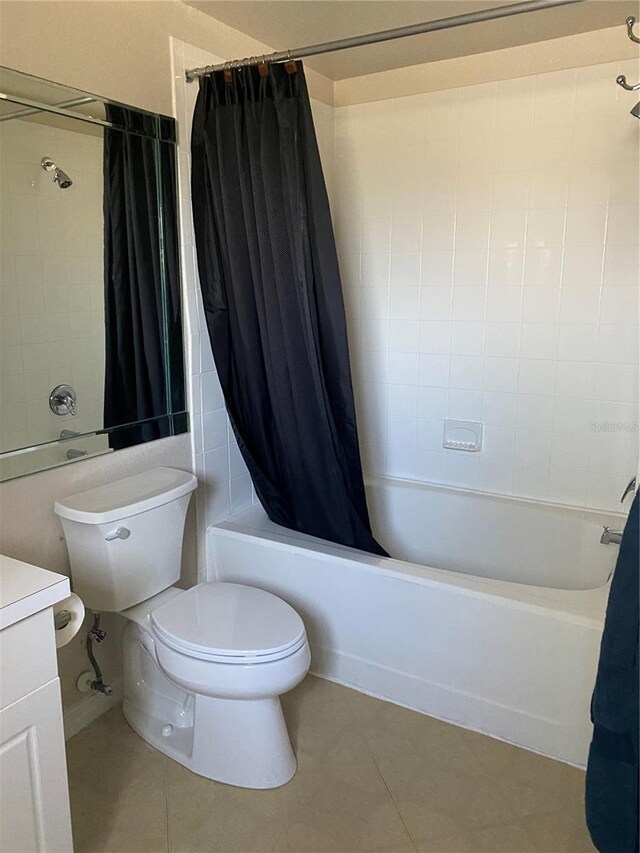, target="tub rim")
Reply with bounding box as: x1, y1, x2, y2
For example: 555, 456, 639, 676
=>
209, 506, 609, 630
